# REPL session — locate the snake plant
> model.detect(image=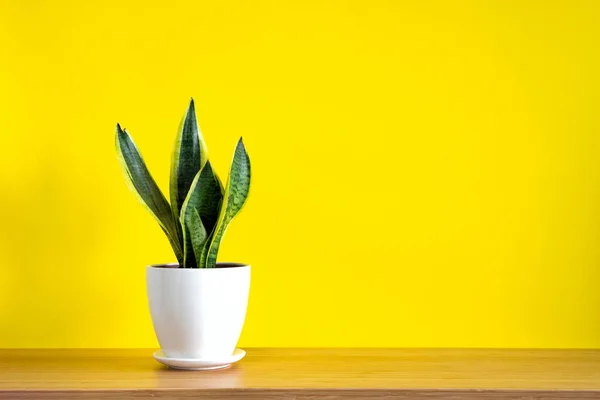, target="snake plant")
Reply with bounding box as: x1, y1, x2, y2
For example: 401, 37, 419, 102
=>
115, 99, 251, 268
